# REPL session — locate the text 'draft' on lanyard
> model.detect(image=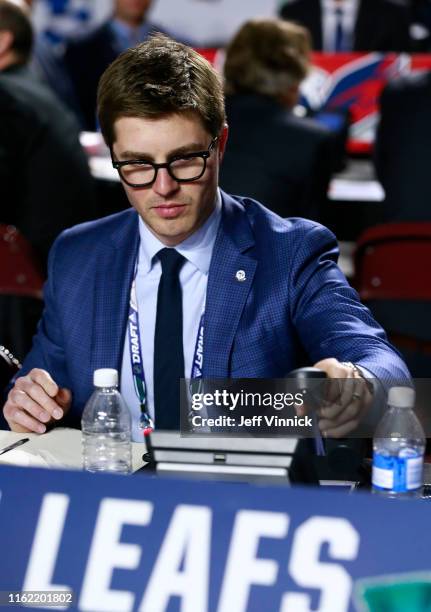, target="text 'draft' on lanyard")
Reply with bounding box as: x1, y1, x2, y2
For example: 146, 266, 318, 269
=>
128, 259, 205, 435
